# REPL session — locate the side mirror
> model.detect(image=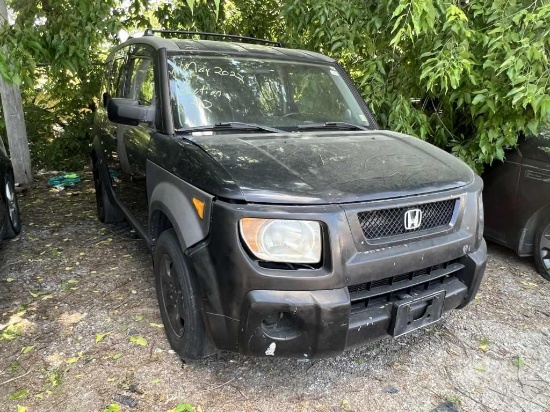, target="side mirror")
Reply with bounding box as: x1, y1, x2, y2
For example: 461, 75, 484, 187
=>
107, 98, 155, 126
